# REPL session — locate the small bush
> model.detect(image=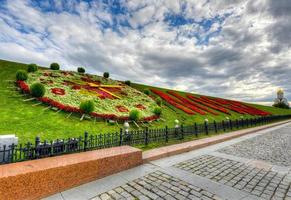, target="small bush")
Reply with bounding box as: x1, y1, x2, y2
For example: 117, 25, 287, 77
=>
30, 83, 45, 97
124, 80, 131, 86
129, 109, 140, 121
144, 89, 150, 95
27, 64, 38, 72
16, 70, 28, 81
77, 67, 85, 73
103, 72, 109, 78
50, 63, 60, 70
80, 100, 94, 114
153, 107, 162, 116
156, 97, 162, 106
